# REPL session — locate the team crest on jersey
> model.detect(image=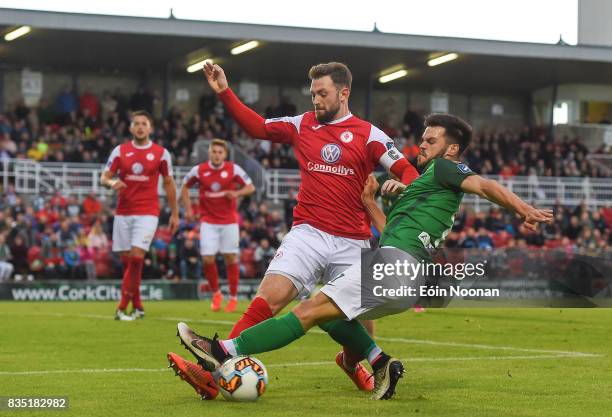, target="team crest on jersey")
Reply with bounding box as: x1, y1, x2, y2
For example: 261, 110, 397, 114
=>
146, 153, 155, 161
220, 171, 228, 178
211, 182, 221, 192
131, 163, 144, 174
320, 143, 342, 164
457, 163, 472, 174
340, 130, 353, 143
